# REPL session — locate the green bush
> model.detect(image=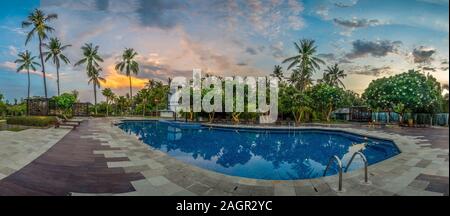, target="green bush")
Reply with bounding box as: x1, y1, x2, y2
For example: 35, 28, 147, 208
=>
6, 116, 57, 127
